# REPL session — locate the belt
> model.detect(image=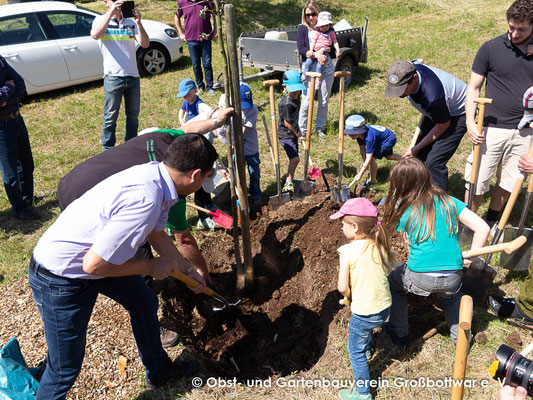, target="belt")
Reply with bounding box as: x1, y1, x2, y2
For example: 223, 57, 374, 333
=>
0, 110, 20, 119
29, 256, 64, 280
